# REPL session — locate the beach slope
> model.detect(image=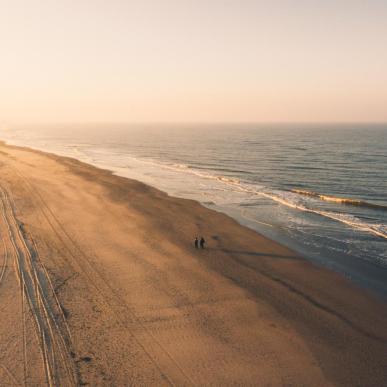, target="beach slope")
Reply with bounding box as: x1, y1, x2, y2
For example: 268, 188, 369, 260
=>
0, 142, 386, 386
